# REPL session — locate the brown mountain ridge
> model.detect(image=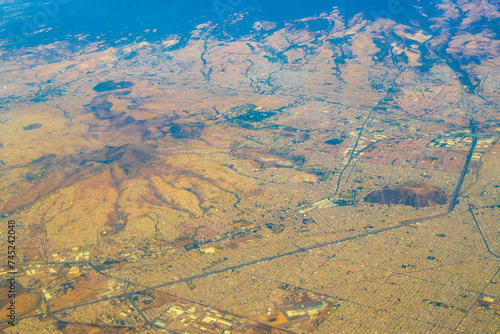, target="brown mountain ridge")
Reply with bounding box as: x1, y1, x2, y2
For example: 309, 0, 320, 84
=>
365, 181, 448, 208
